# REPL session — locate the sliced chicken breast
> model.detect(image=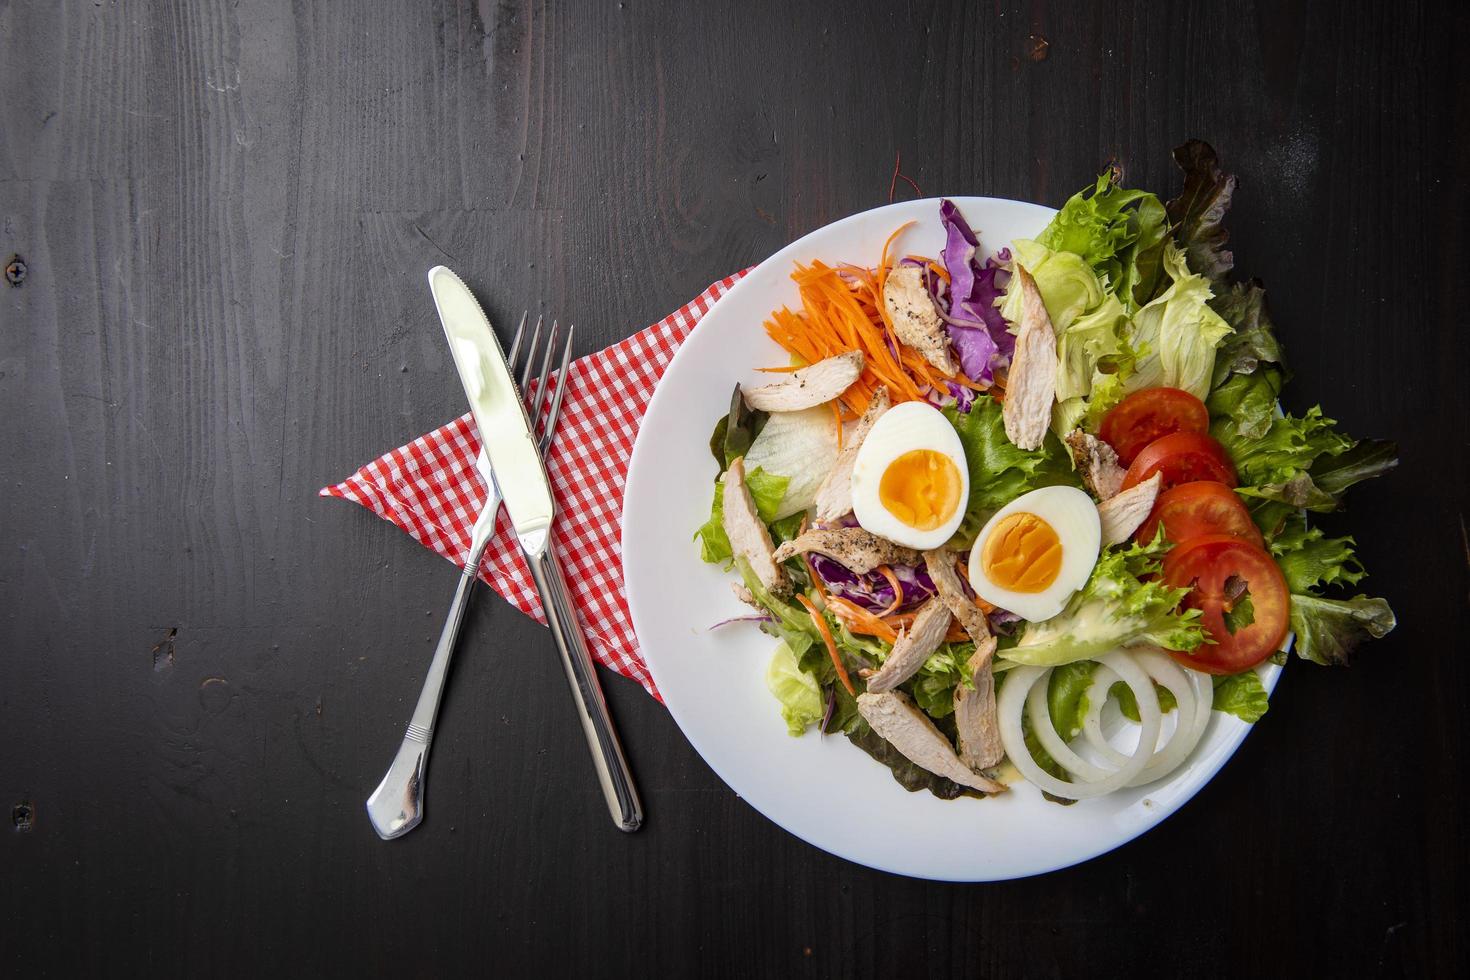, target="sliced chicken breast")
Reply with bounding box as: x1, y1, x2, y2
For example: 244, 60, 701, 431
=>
864, 597, 951, 693
1097, 471, 1163, 545
742, 350, 864, 413
721, 456, 790, 597
1002, 266, 1058, 451
814, 386, 891, 521
922, 549, 991, 645
857, 690, 1007, 794
771, 526, 920, 575
954, 638, 1004, 771
883, 265, 958, 375
1065, 430, 1126, 501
